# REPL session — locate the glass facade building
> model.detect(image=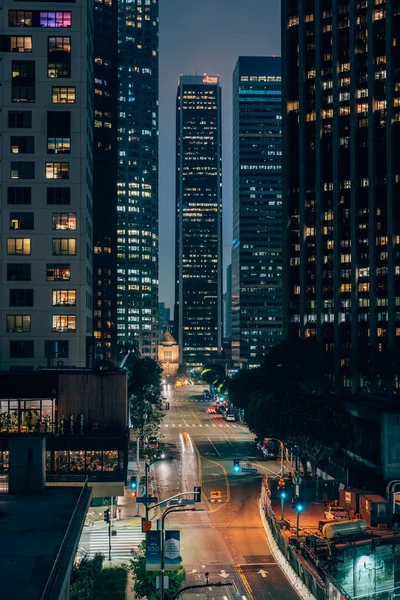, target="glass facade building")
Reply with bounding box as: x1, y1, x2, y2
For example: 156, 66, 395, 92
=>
93, 0, 118, 364
175, 75, 223, 367
283, 1, 400, 388
117, 0, 159, 358
232, 57, 282, 367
